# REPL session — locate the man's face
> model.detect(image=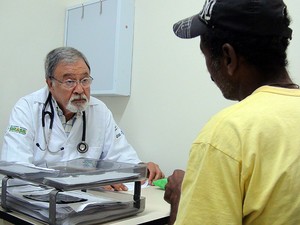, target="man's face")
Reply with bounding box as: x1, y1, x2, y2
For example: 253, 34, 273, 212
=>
46, 58, 91, 116
200, 40, 238, 100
